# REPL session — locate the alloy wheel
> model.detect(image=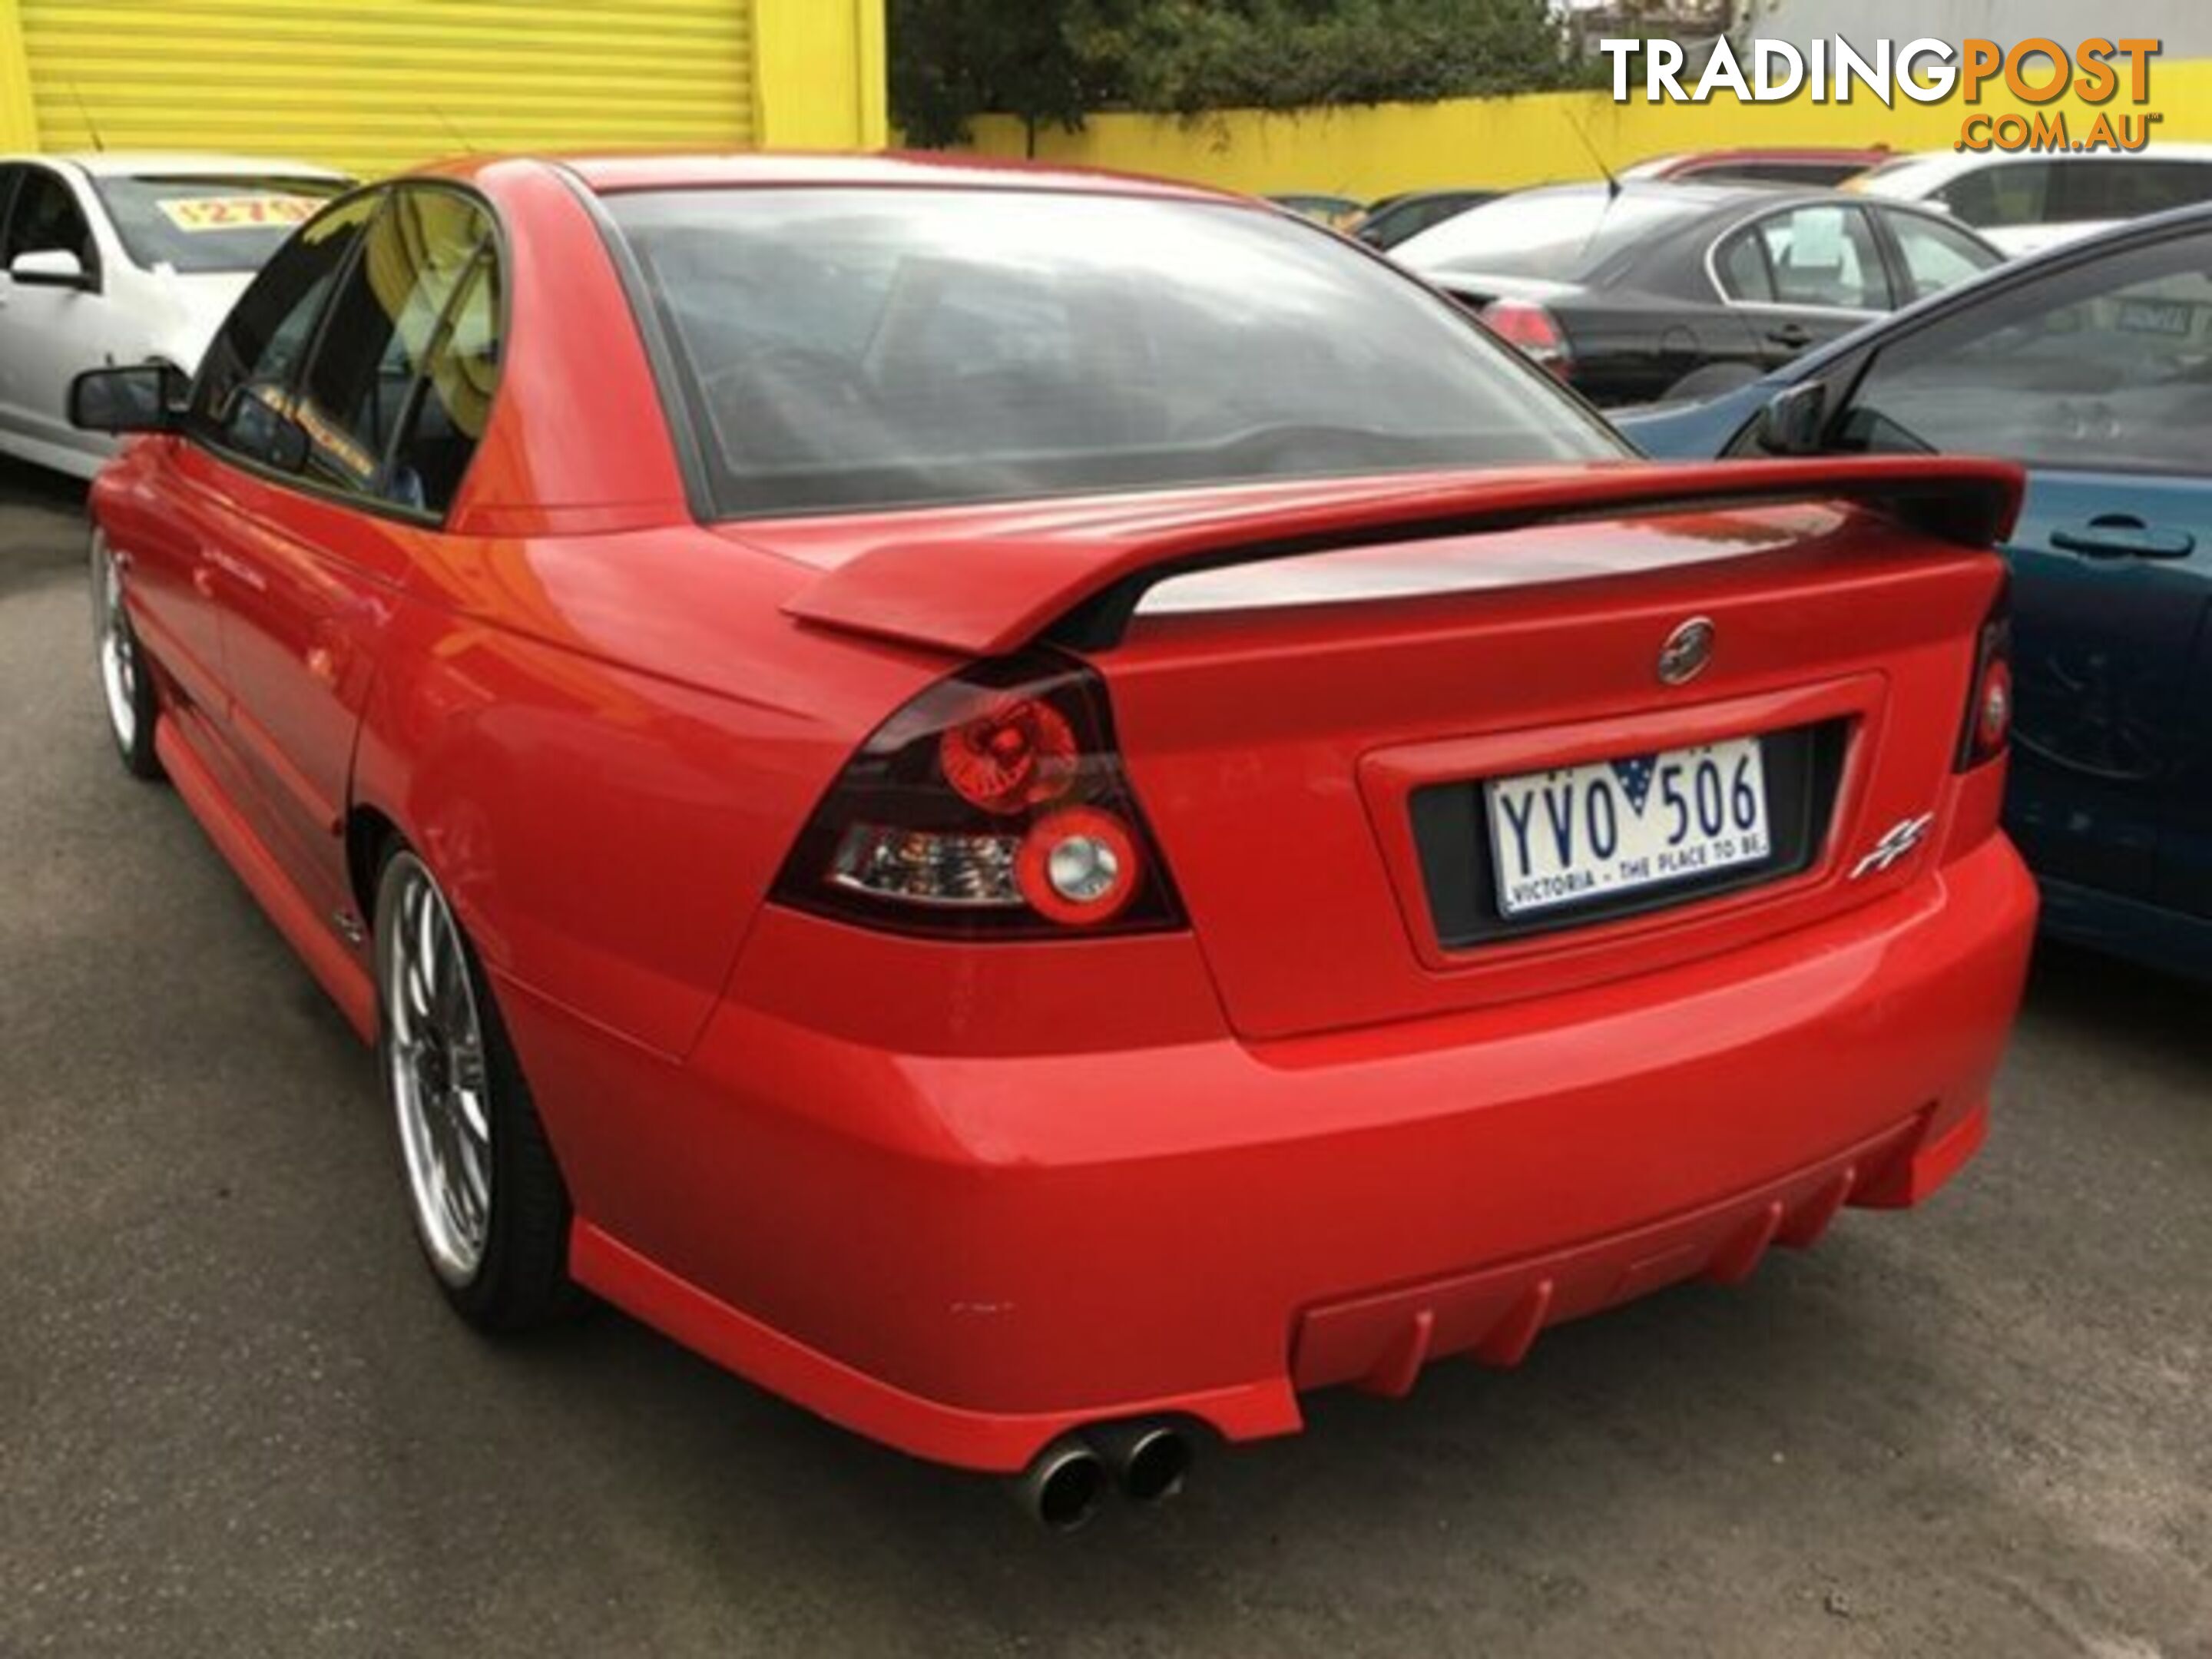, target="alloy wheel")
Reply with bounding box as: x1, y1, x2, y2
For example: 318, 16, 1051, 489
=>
381, 856, 495, 1286
91, 533, 140, 753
